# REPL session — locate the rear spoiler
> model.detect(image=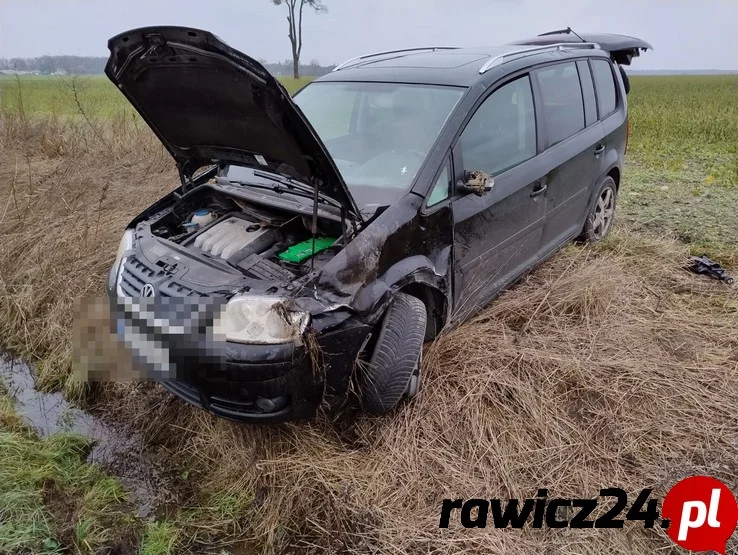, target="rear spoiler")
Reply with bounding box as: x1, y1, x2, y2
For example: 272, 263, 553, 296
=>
510, 29, 652, 66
